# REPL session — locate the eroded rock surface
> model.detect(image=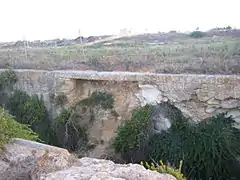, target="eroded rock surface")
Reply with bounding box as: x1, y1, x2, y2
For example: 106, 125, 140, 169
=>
41, 157, 175, 180
0, 139, 176, 180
